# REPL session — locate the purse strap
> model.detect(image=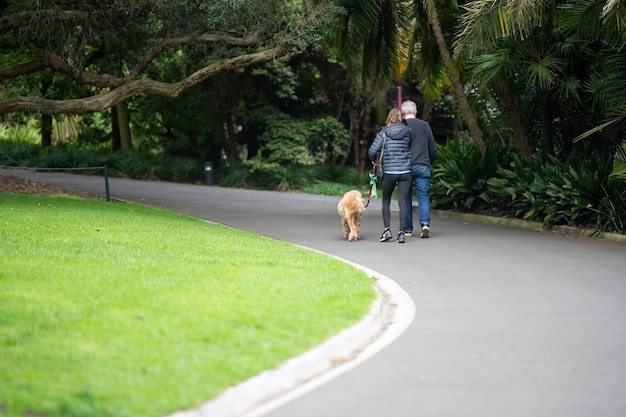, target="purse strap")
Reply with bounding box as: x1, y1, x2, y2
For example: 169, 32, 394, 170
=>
377, 131, 387, 164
